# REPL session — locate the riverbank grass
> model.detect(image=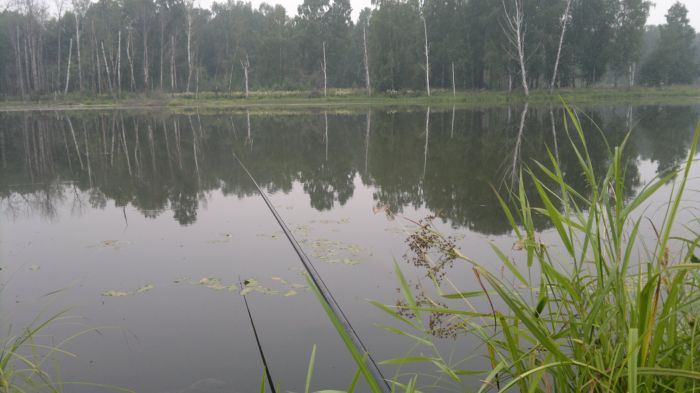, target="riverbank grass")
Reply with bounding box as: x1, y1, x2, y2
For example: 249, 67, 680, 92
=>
0, 86, 699, 111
